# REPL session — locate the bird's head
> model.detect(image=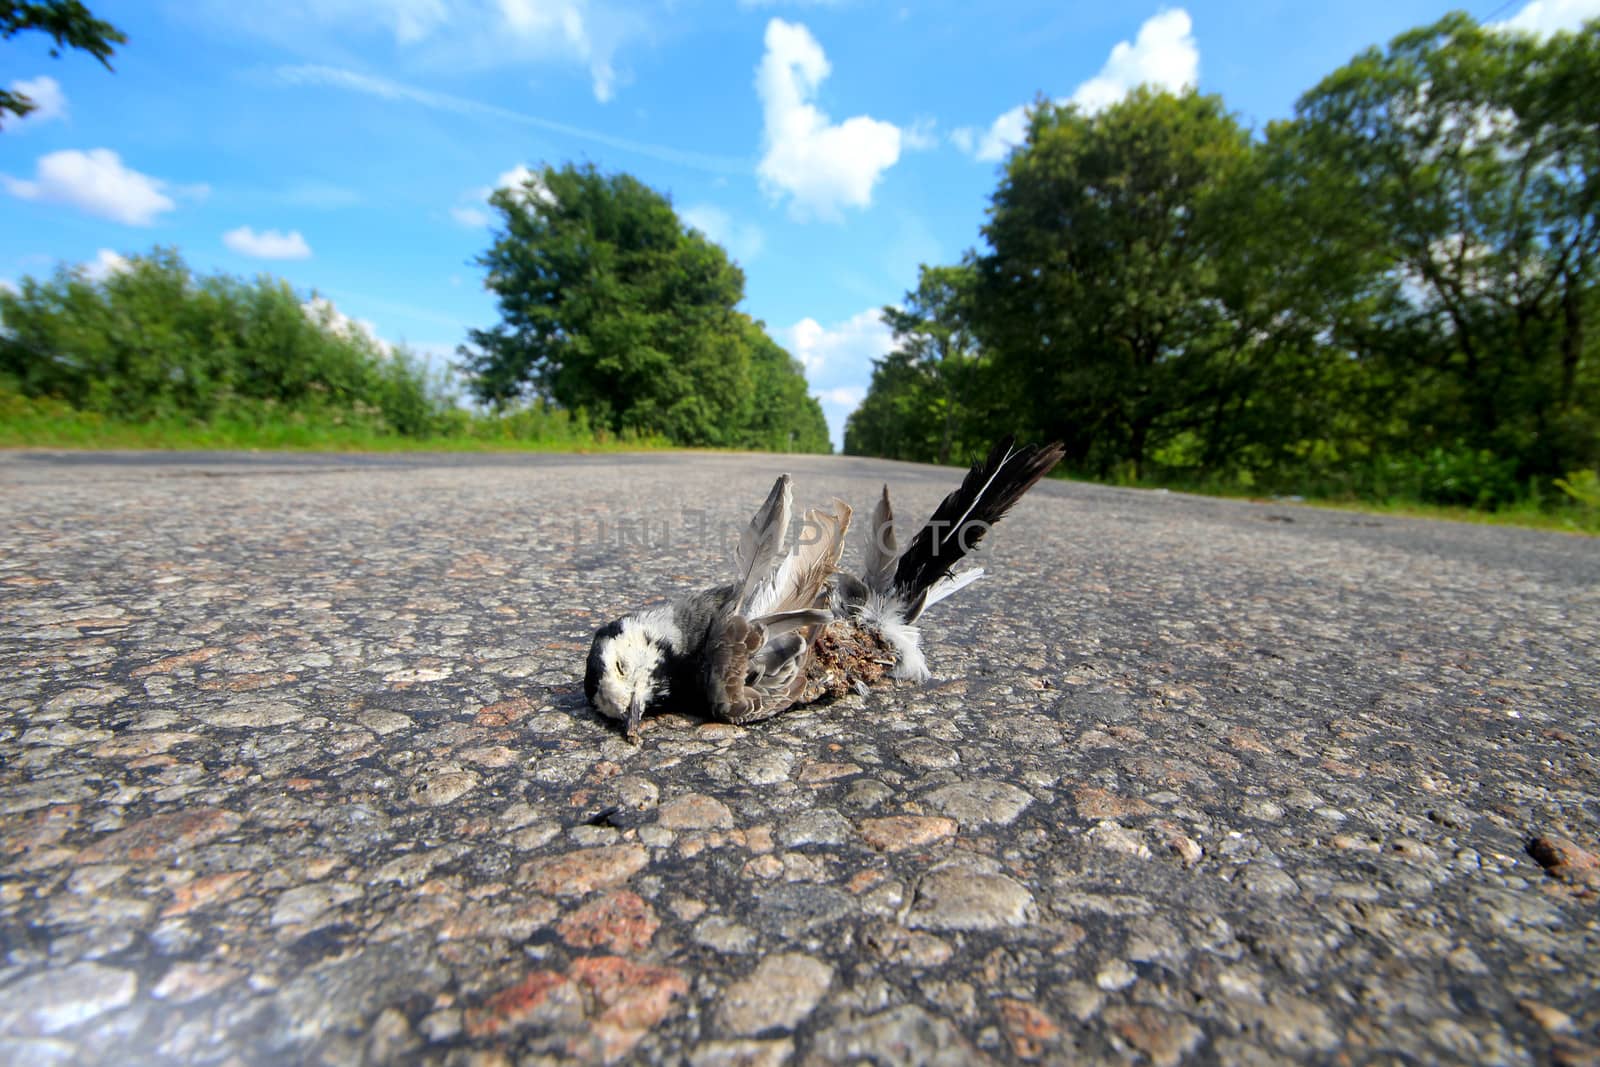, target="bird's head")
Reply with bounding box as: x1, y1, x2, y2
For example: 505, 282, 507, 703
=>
584, 614, 670, 740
